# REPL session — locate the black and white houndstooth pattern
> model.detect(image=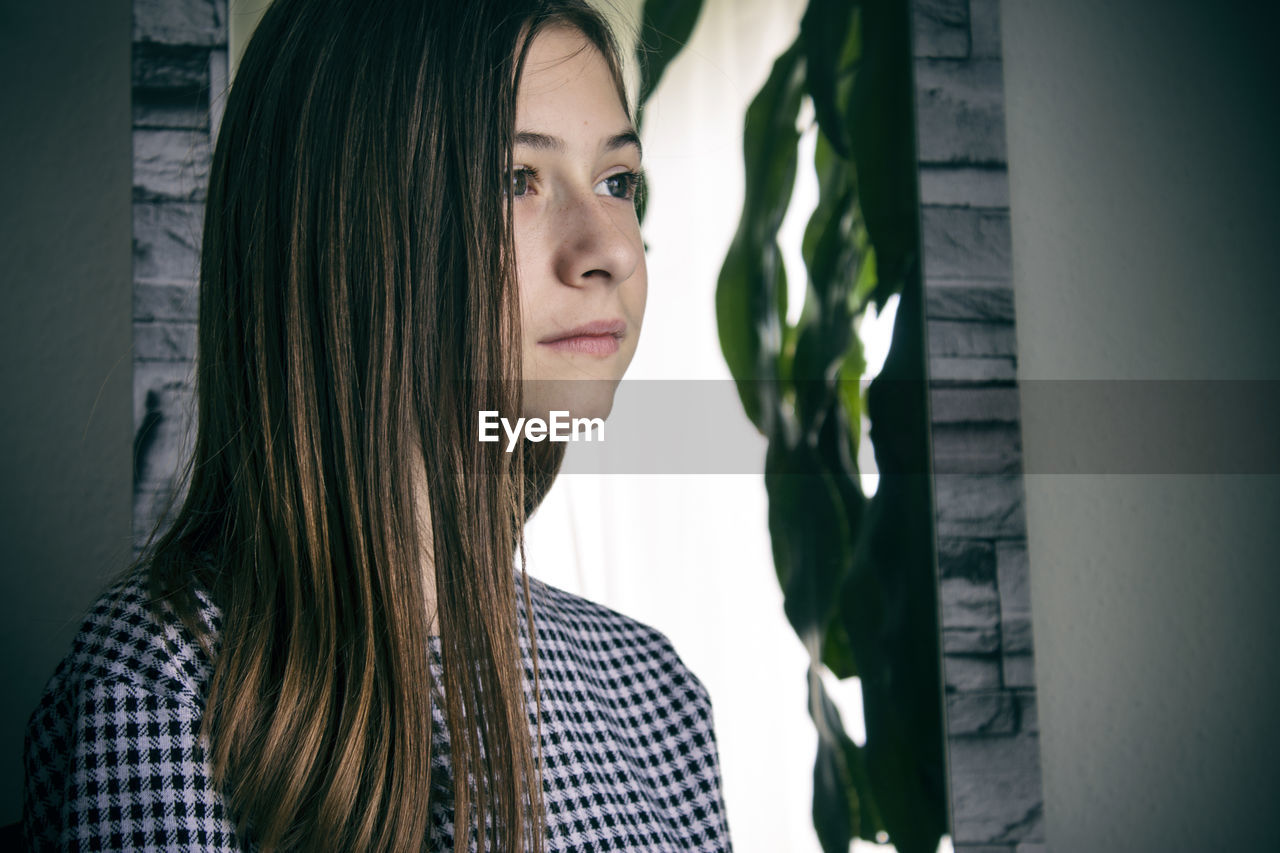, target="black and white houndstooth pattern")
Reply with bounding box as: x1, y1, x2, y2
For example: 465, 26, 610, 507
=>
24, 570, 733, 851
